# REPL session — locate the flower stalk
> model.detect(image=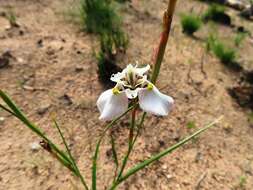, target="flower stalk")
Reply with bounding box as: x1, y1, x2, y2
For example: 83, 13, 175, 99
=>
139, 0, 178, 142
92, 105, 137, 190
151, 0, 178, 84
116, 106, 137, 181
